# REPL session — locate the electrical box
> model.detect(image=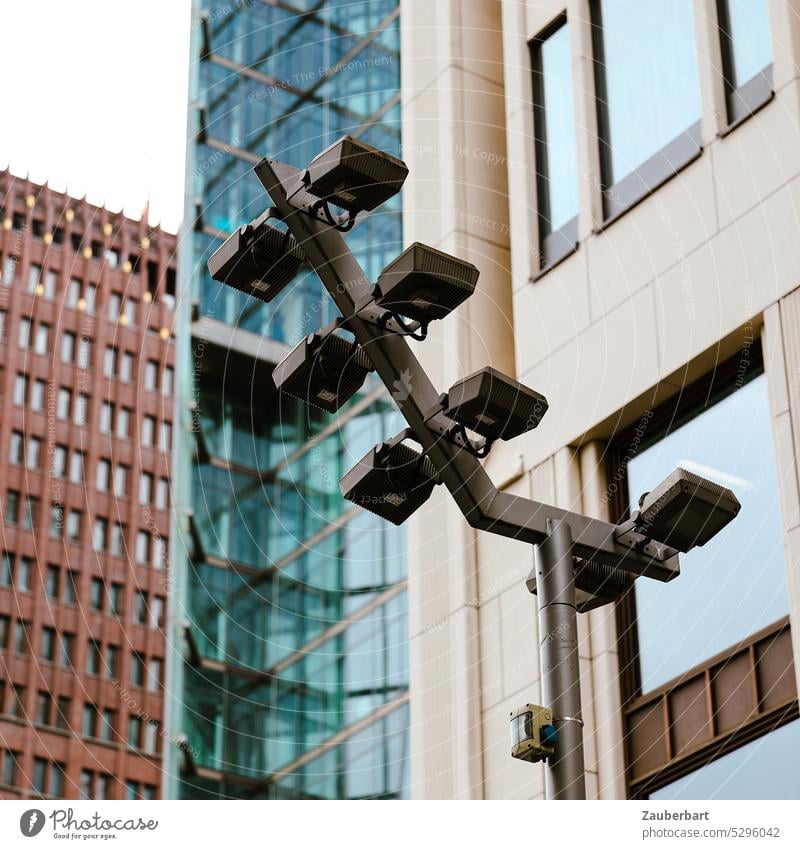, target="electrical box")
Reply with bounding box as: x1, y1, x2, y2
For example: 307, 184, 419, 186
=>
509, 704, 557, 763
